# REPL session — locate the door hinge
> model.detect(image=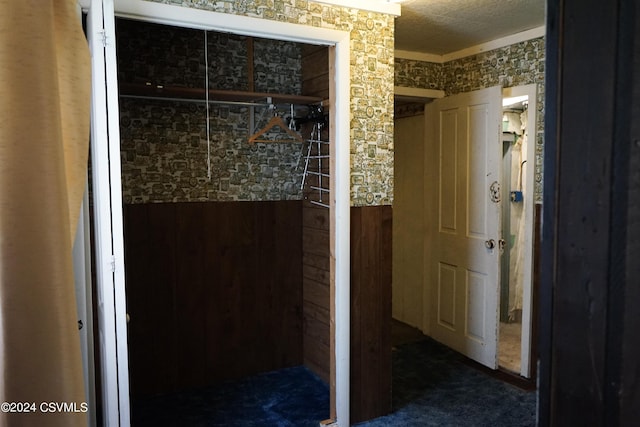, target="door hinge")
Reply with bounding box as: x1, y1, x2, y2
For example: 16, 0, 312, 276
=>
110, 255, 116, 273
